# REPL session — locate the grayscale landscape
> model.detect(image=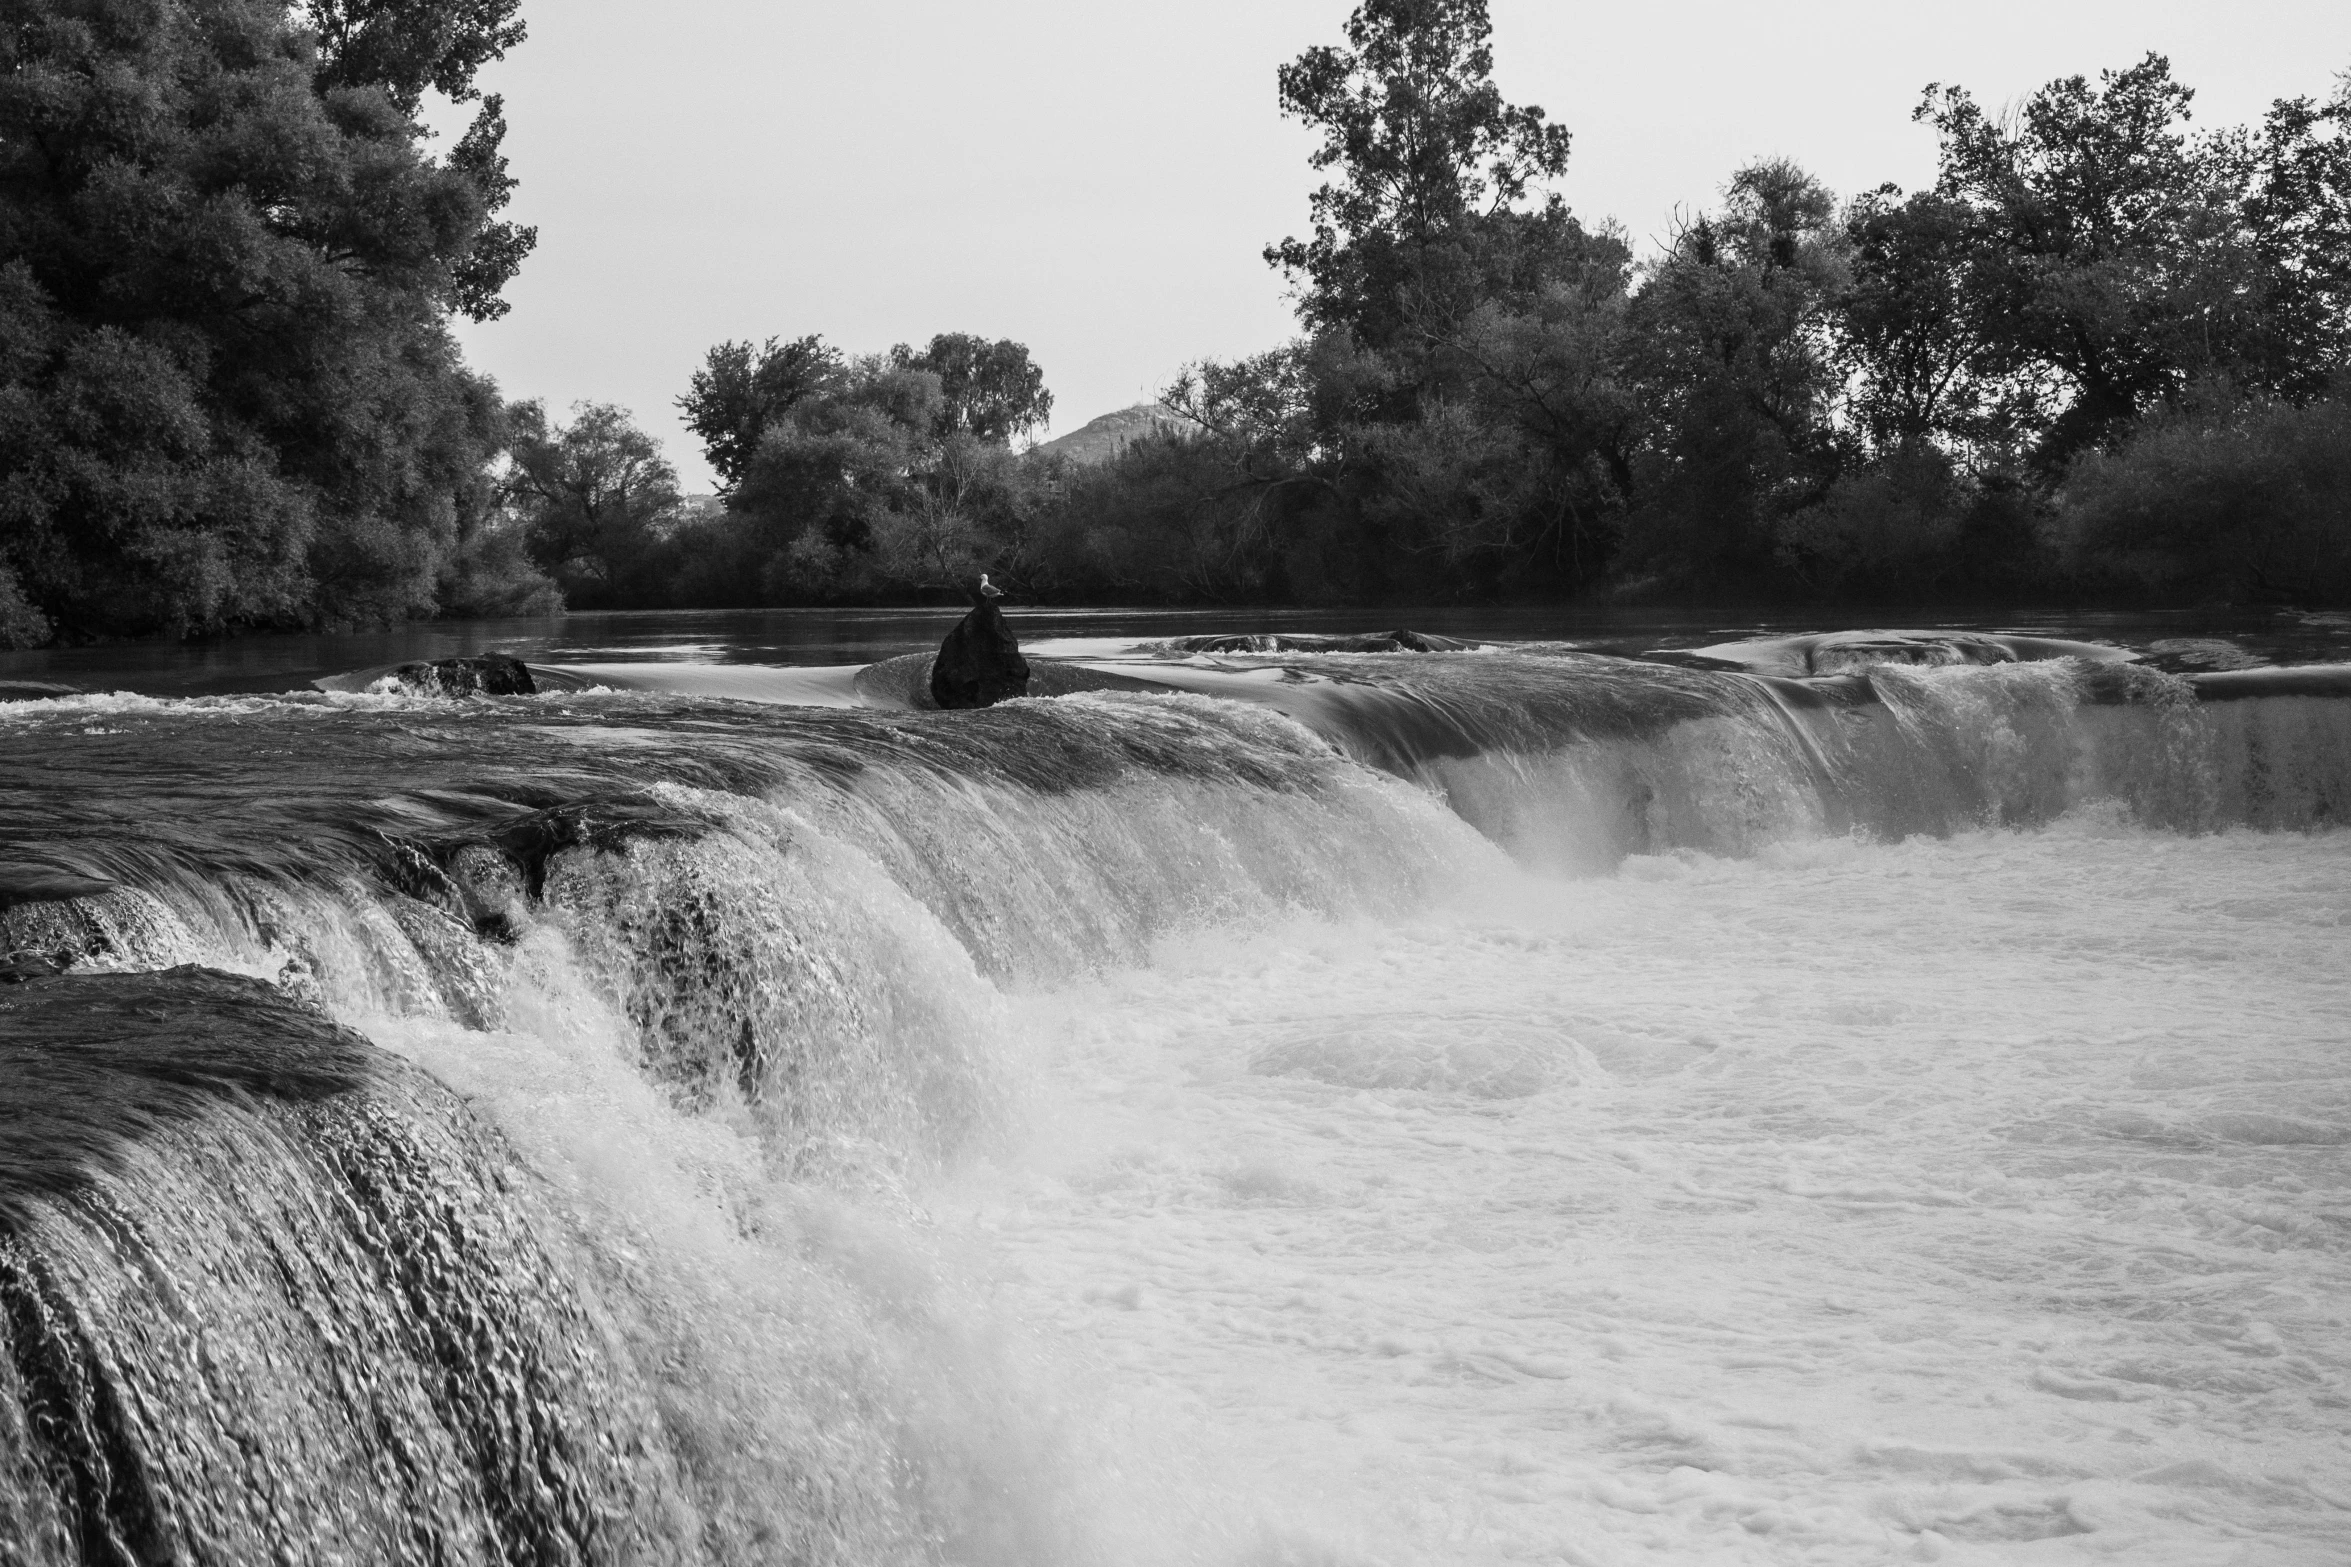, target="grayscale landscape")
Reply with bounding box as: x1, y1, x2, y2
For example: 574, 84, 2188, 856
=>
4, 1, 2350, 1562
